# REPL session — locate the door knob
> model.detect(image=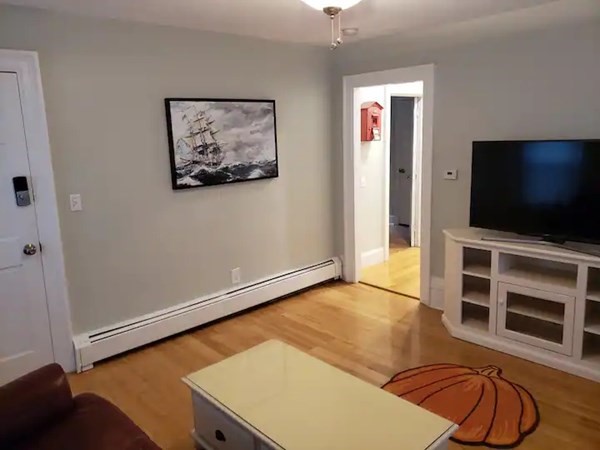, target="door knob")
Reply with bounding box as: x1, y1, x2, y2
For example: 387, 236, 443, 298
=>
23, 244, 37, 256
